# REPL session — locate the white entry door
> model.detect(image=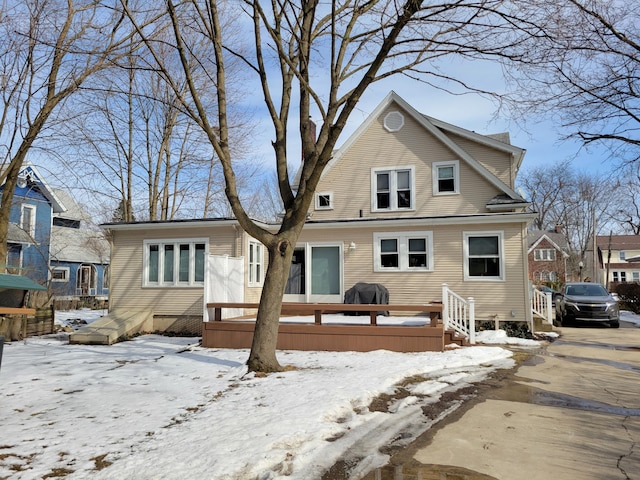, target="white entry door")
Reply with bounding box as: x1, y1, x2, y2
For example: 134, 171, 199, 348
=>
284, 243, 343, 303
